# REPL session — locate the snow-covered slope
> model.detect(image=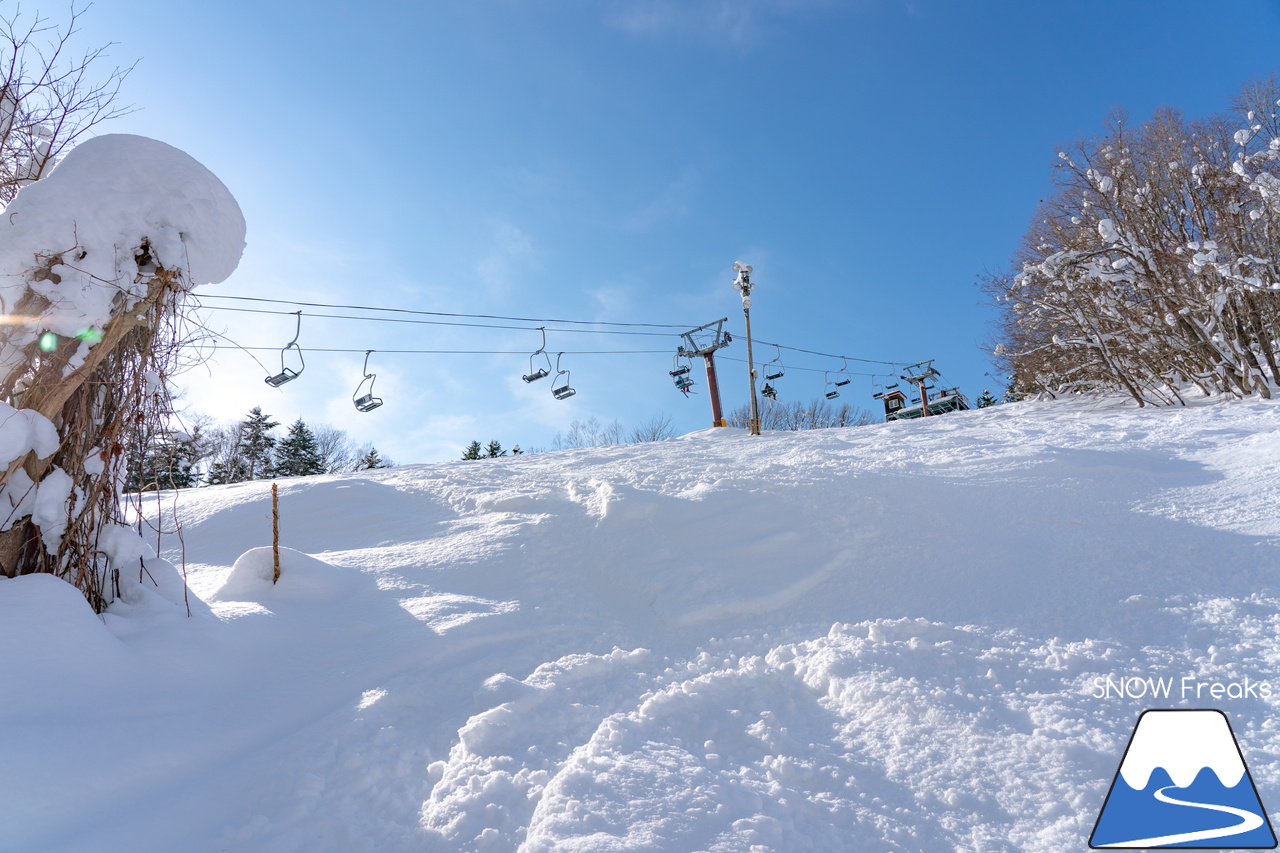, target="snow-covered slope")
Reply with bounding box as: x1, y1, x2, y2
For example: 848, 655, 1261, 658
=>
3, 397, 1280, 852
